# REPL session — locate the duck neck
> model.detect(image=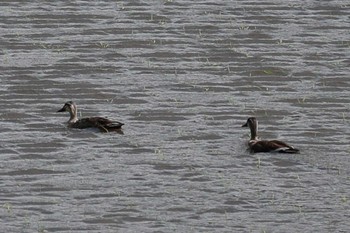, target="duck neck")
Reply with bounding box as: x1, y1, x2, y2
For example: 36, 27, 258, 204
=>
68, 106, 78, 123
249, 121, 258, 140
